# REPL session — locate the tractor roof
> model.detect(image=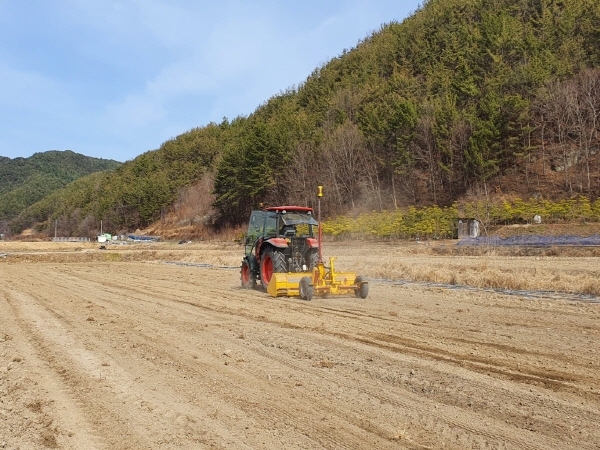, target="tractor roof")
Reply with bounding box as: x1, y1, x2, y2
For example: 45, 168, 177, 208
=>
264, 206, 314, 213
